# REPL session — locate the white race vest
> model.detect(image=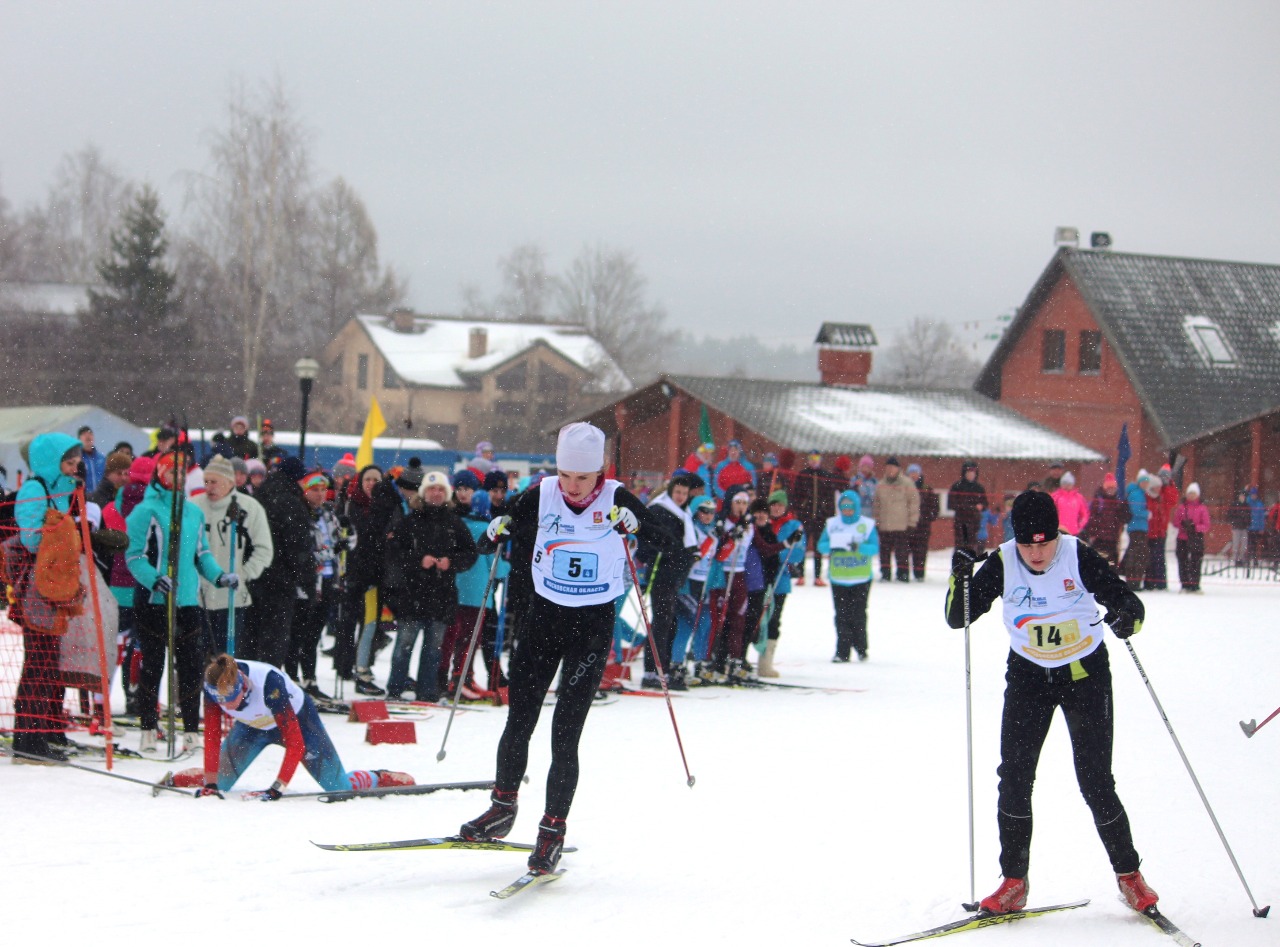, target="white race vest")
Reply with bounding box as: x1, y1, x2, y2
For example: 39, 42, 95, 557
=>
825, 515, 876, 585
722, 521, 753, 574
207, 660, 306, 730
1000, 535, 1103, 668
688, 527, 717, 582
531, 478, 626, 606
